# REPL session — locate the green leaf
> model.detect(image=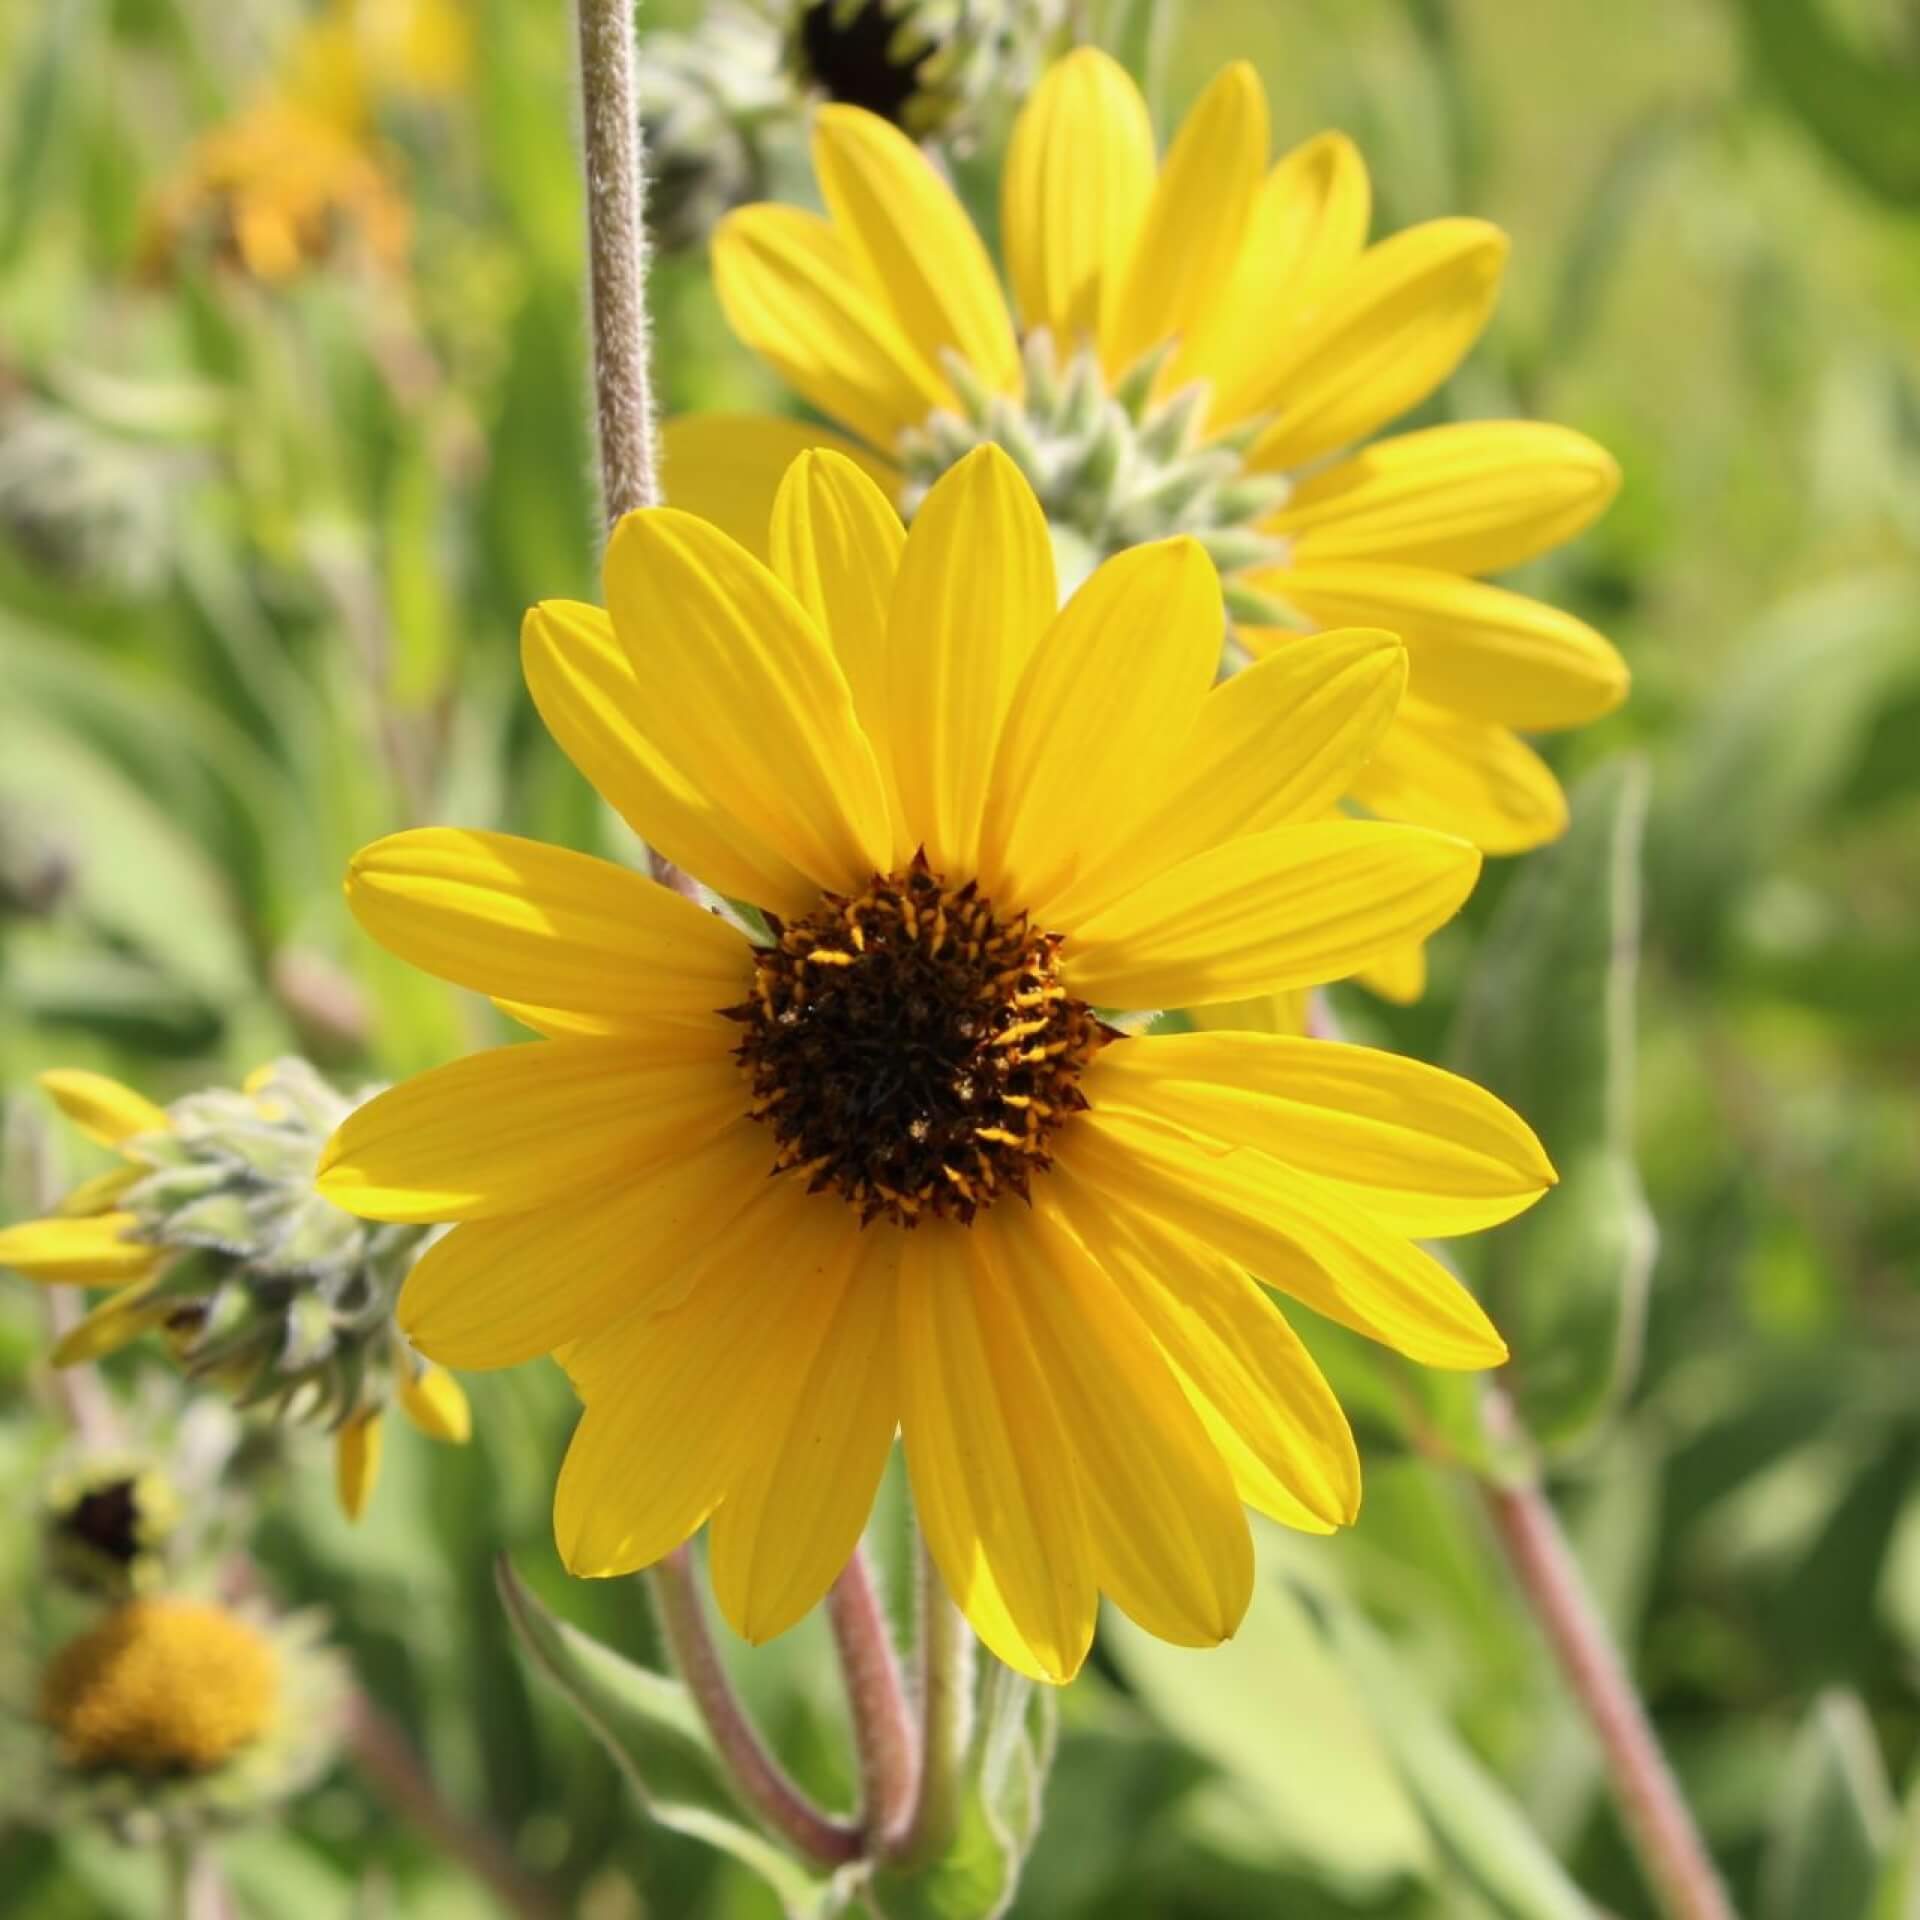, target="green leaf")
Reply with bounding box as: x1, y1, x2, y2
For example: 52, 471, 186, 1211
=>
1315, 1598, 1597, 1920
866, 1667, 1058, 1920
1097, 0, 1177, 133
496, 1557, 841, 1919
1103, 1581, 1433, 1896
1739, 0, 1920, 207
1762, 1692, 1896, 1920
0, 713, 255, 1004
1448, 759, 1655, 1452
1650, 575, 1920, 960
1871, 1761, 1920, 1920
